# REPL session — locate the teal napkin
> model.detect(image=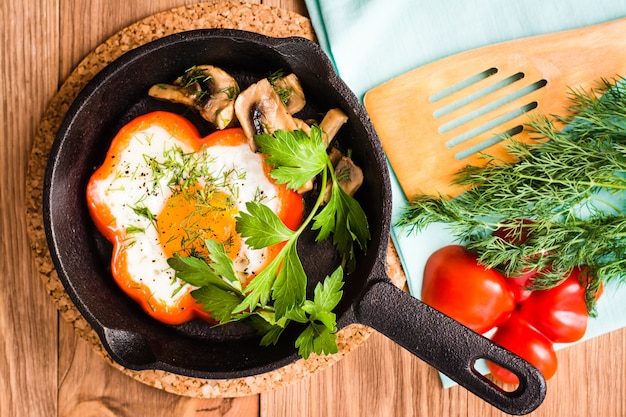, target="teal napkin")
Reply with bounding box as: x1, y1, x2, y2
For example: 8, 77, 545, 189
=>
305, 0, 626, 388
